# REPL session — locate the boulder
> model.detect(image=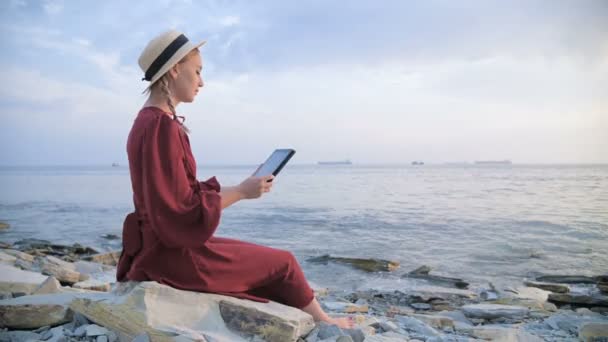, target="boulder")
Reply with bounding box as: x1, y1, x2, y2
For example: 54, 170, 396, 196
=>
69, 281, 315, 342
402, 266, 469, 289
0, 291, 109, 329
0, 250, 17, 266
524, 281, 569, 293
40, 255, 88, 284
548, 293, 608, 307
0, 264, 47, 295
33, 276, 63, 295
1, 249, 35, 263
